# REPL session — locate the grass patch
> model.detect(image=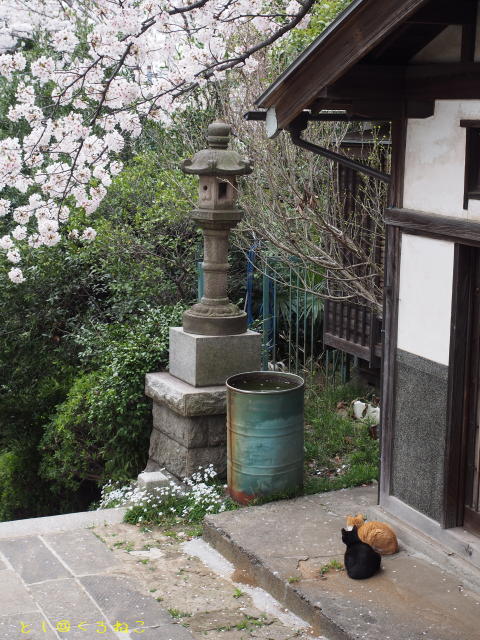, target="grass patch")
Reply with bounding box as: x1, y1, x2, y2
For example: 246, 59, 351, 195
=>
303, 381, 379, 494
168, 609, 191, 619
319, 559, 344, 576
217, 615, 268, 632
